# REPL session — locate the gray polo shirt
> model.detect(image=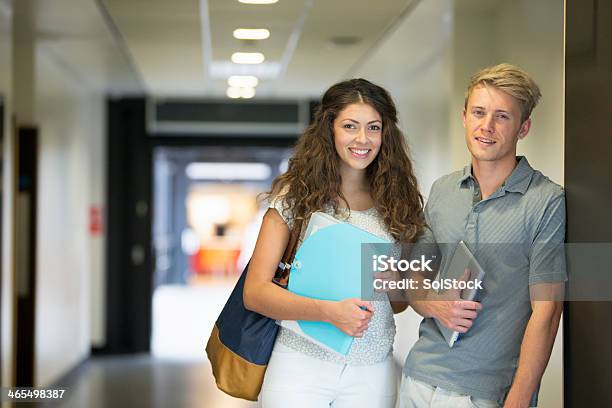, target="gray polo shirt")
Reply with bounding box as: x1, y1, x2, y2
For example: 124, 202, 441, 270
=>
403, 156, 566, 403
